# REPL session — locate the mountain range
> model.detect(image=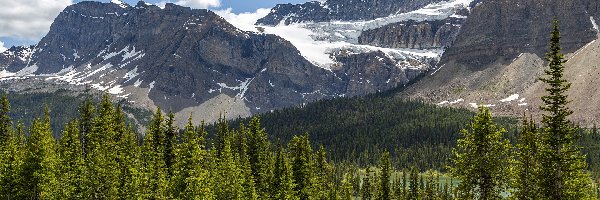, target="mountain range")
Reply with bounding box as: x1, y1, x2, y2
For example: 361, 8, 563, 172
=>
1, 0, 599, 126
